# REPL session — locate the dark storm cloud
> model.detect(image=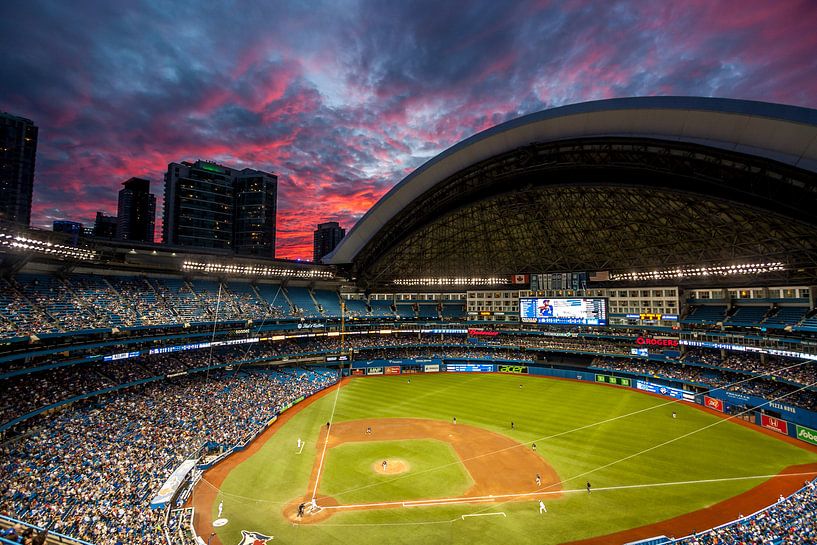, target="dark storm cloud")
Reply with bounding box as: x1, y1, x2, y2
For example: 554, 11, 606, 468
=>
1, 0, 816, 257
